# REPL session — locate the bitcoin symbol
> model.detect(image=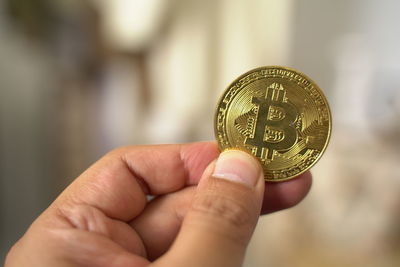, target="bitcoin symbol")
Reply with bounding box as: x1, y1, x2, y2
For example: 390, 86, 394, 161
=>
245, 83, 298, 160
